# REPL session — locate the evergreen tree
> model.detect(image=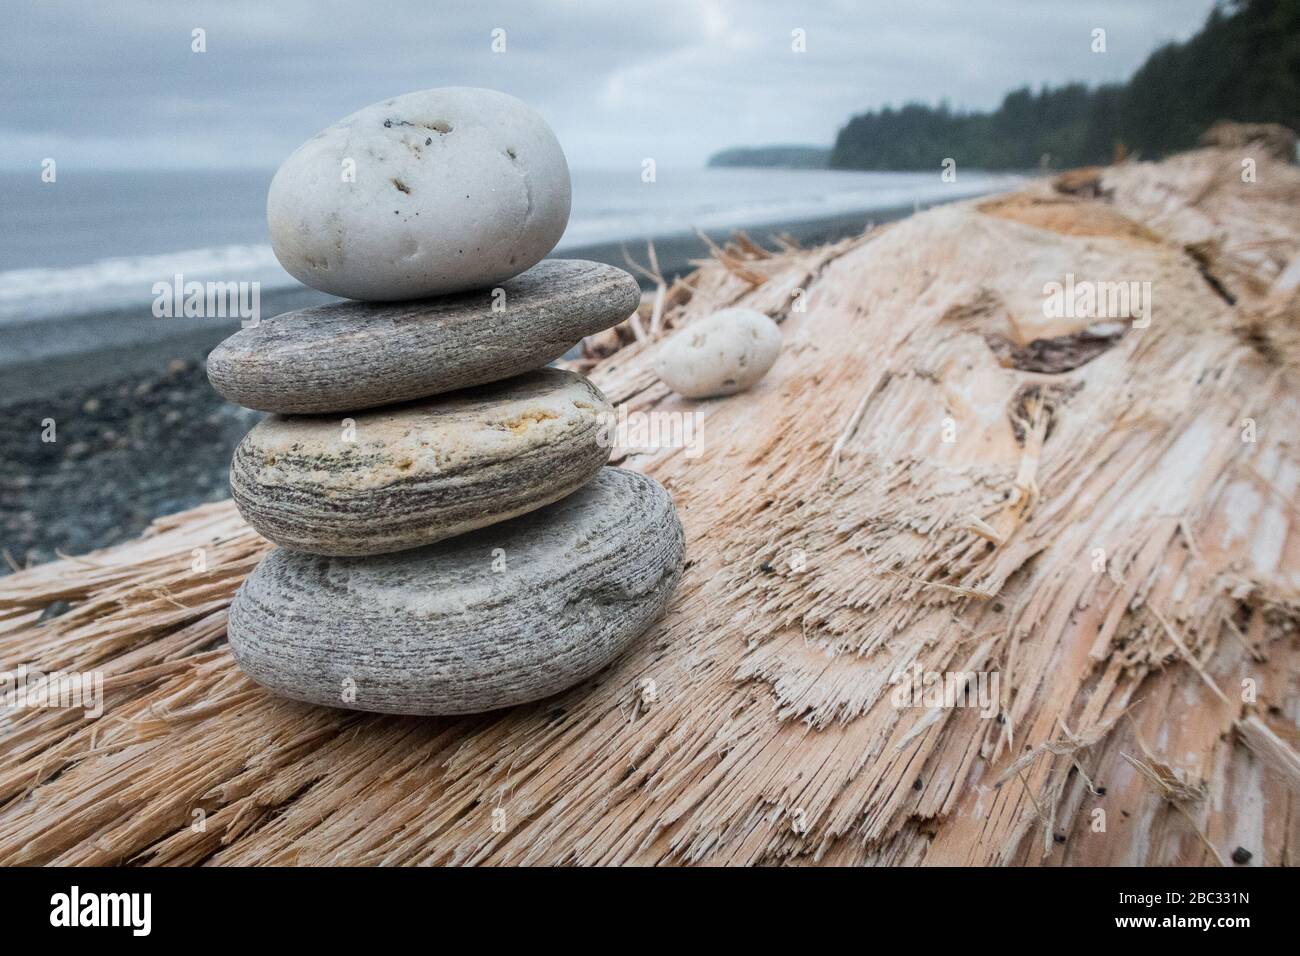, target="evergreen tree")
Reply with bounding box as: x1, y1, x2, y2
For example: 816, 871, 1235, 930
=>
829, 0, 1299, 170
